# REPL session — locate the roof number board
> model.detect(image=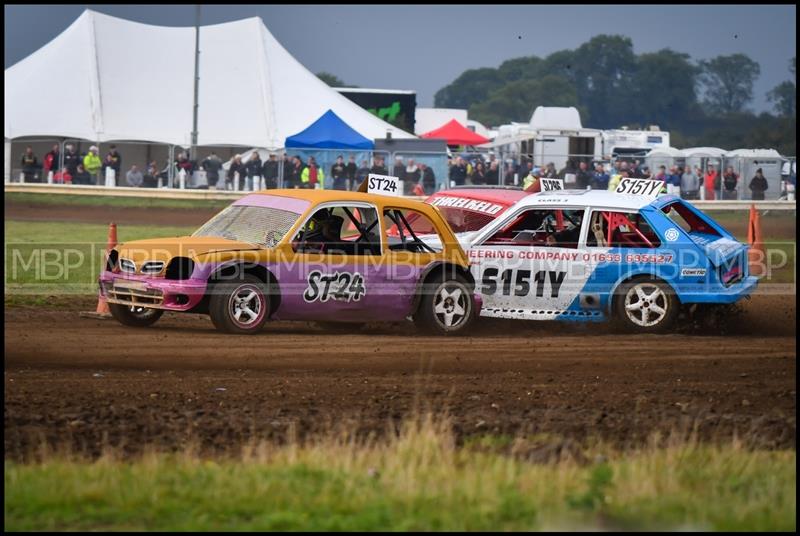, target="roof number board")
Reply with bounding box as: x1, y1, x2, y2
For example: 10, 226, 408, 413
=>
368, 174, 400, 197
614, 178, 663, 199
